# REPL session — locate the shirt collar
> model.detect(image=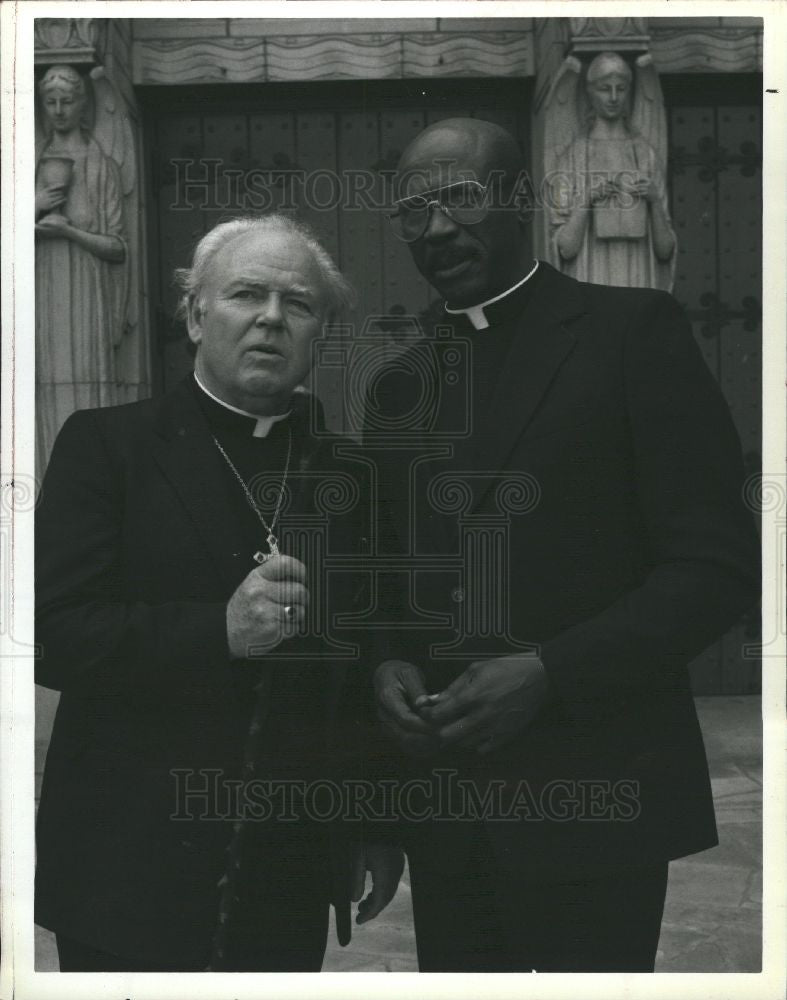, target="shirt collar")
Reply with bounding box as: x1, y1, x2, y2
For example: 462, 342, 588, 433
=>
193, 372, 291, 438
444, 260, 540, 331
